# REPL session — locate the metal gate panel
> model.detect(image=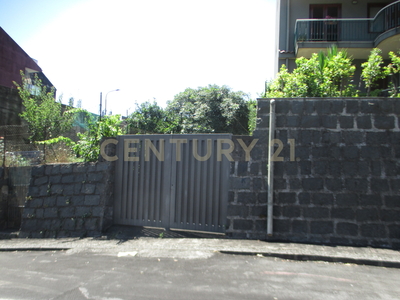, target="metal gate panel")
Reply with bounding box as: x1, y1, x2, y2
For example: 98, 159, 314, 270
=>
114, 135, 172, 228
114, 134, 230, 233
169, 135, 229, 233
